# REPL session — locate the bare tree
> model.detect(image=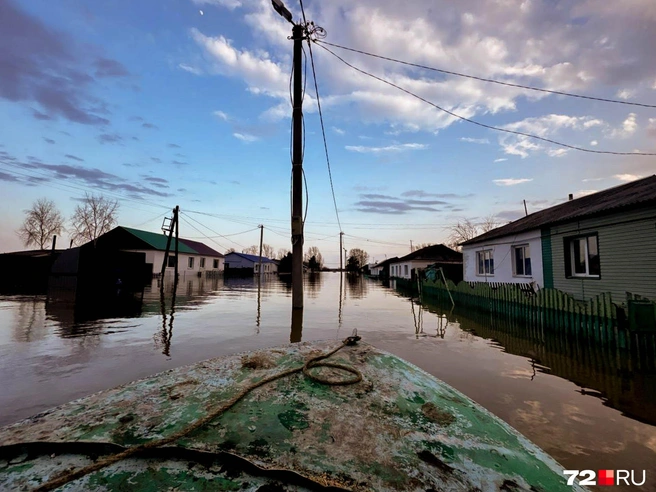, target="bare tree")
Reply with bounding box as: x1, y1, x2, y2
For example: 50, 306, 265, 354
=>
347, 248, 369, 272
17, 198, 65, 249
411, 242, 433, 252
226, 248, 236, 254
70, 193, 119, 245
262, 244, 275, 259
242, 245, 258, 255
277, 248, 290, 260
304, 246, 324, 268
447, 215, 502, 250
